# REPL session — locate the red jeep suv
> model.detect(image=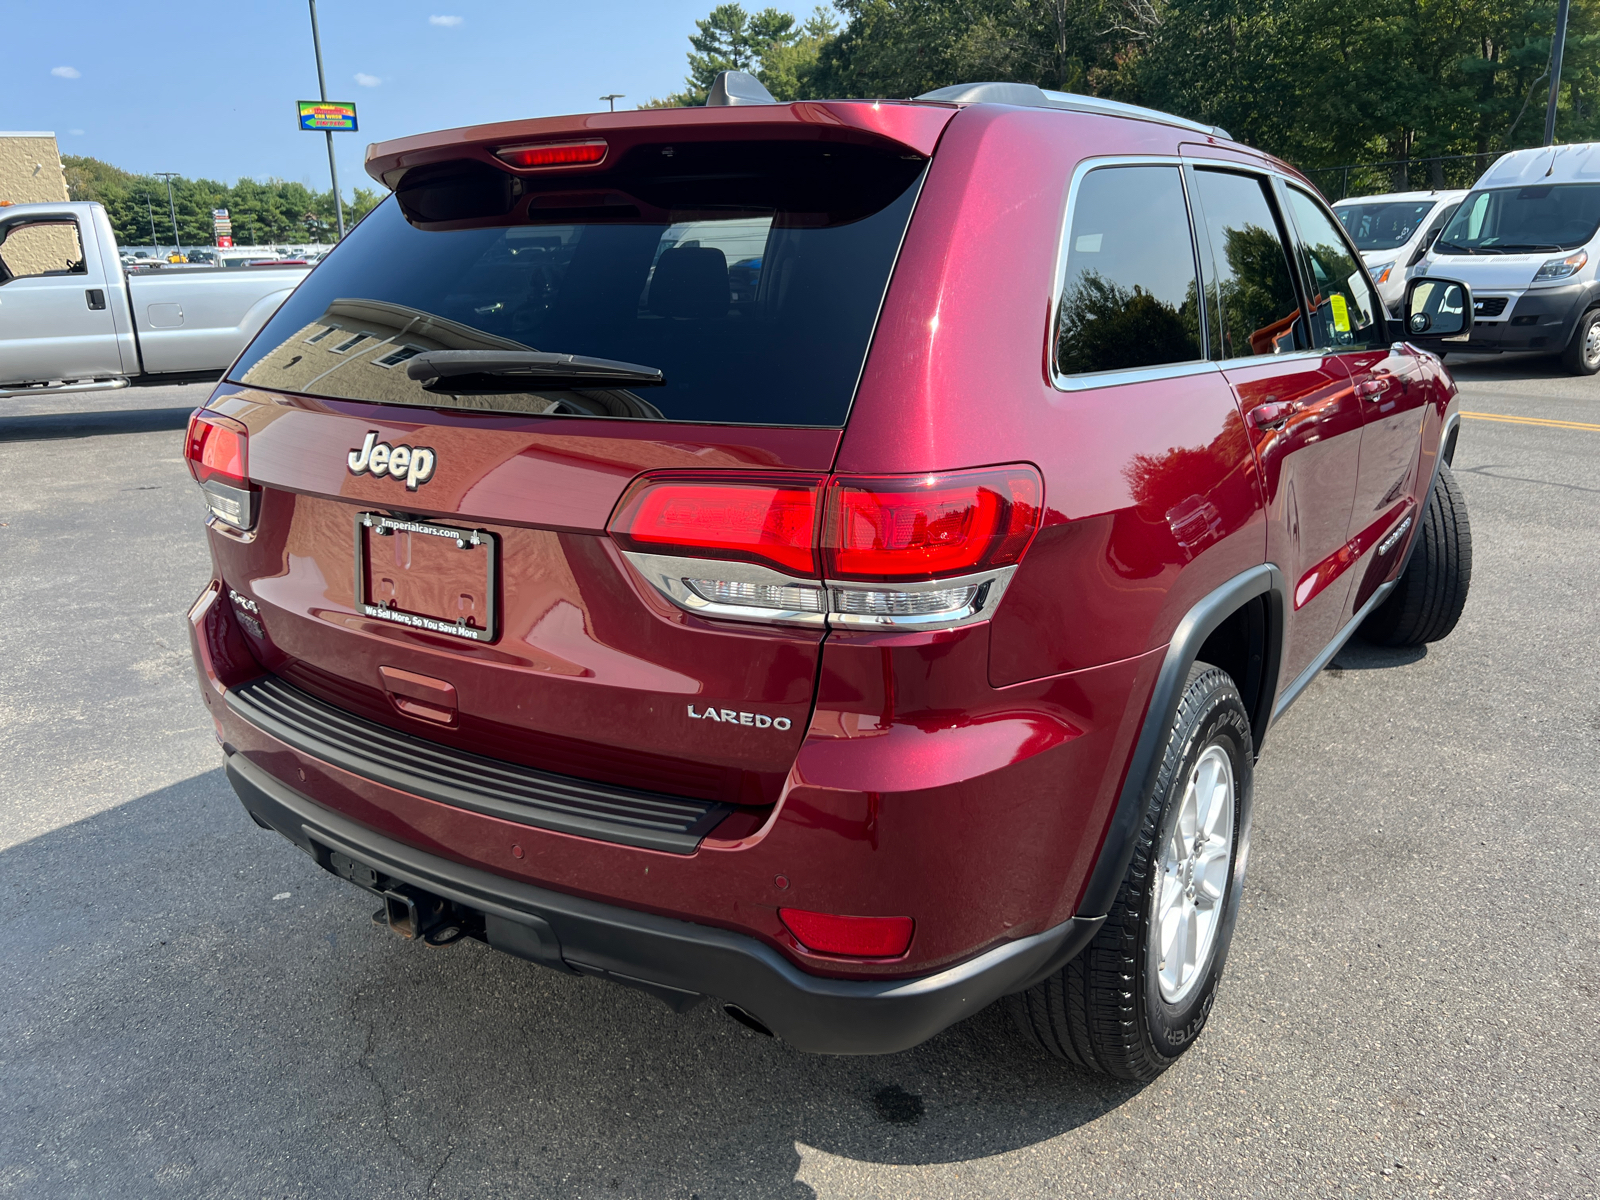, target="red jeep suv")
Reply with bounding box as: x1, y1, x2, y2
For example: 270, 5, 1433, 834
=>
186, 78, 1472, 1080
